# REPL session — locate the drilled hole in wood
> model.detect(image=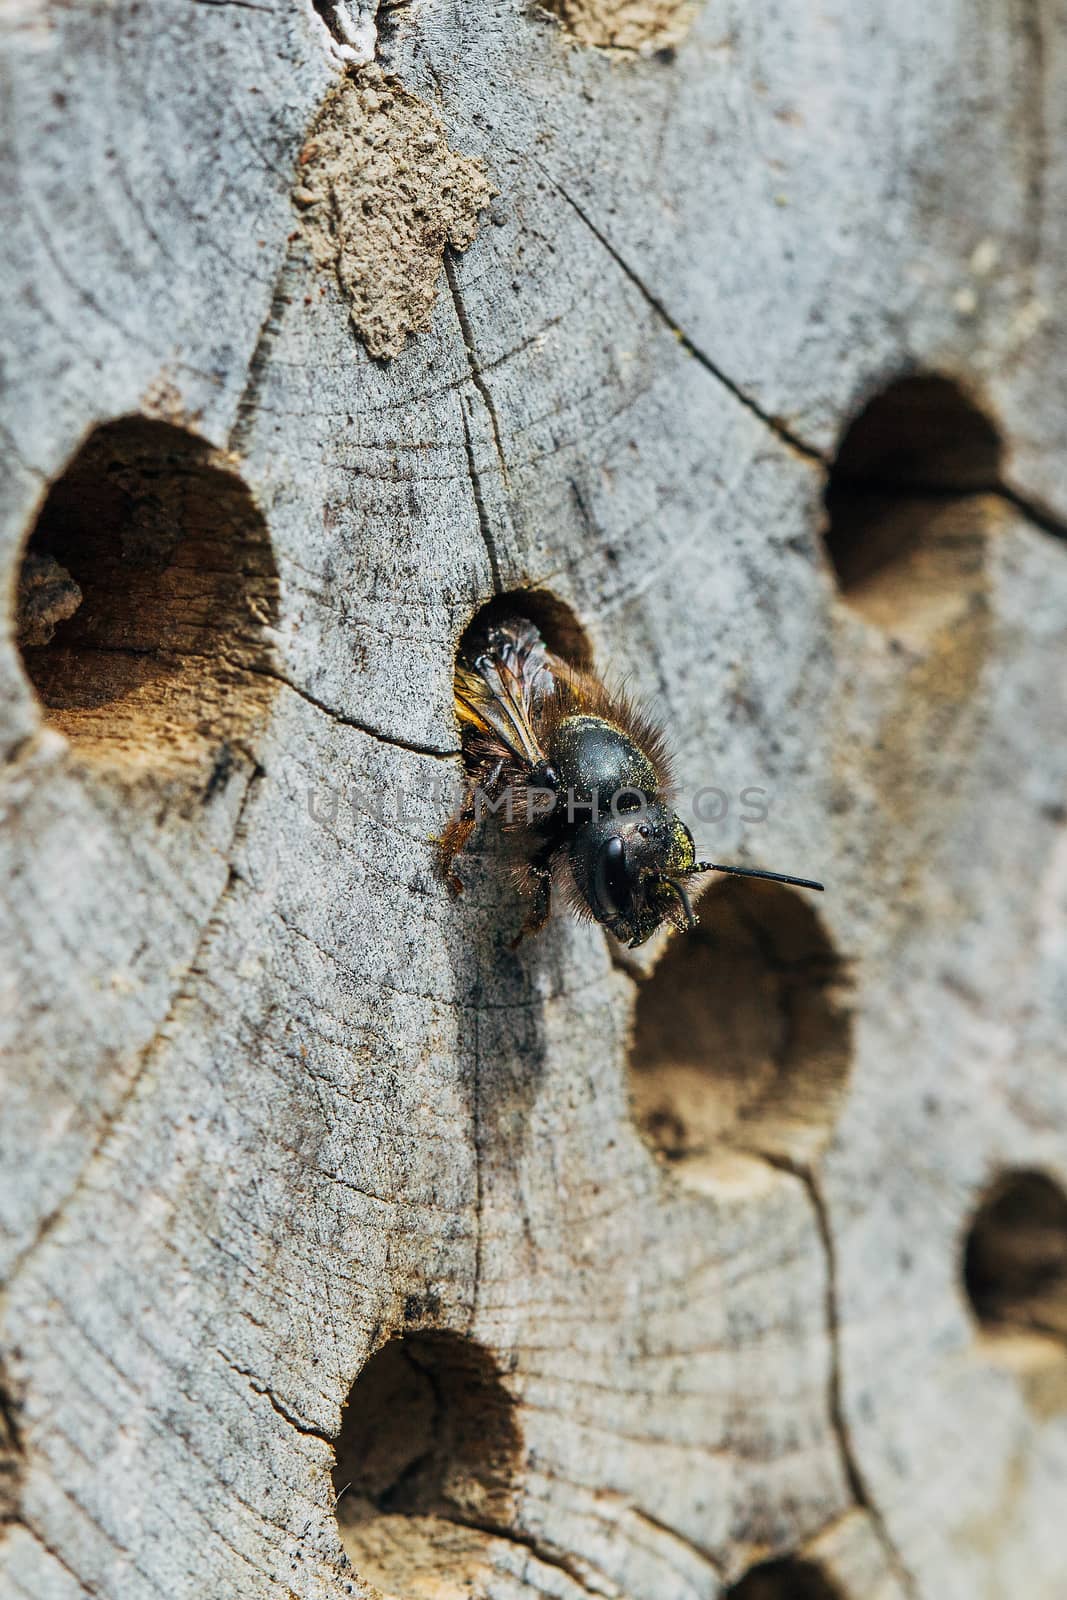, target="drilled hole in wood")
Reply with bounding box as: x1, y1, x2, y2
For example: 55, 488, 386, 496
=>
331, 1331, 522, 1596
459, 588, 593, 672
629, 879, 850, 1173
965, 1171, 1067, 1338
963, 1170, 1067, 1412
14, 417, 279, 773
824, 375, 1003, 632
726, 1556, 843, 1600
